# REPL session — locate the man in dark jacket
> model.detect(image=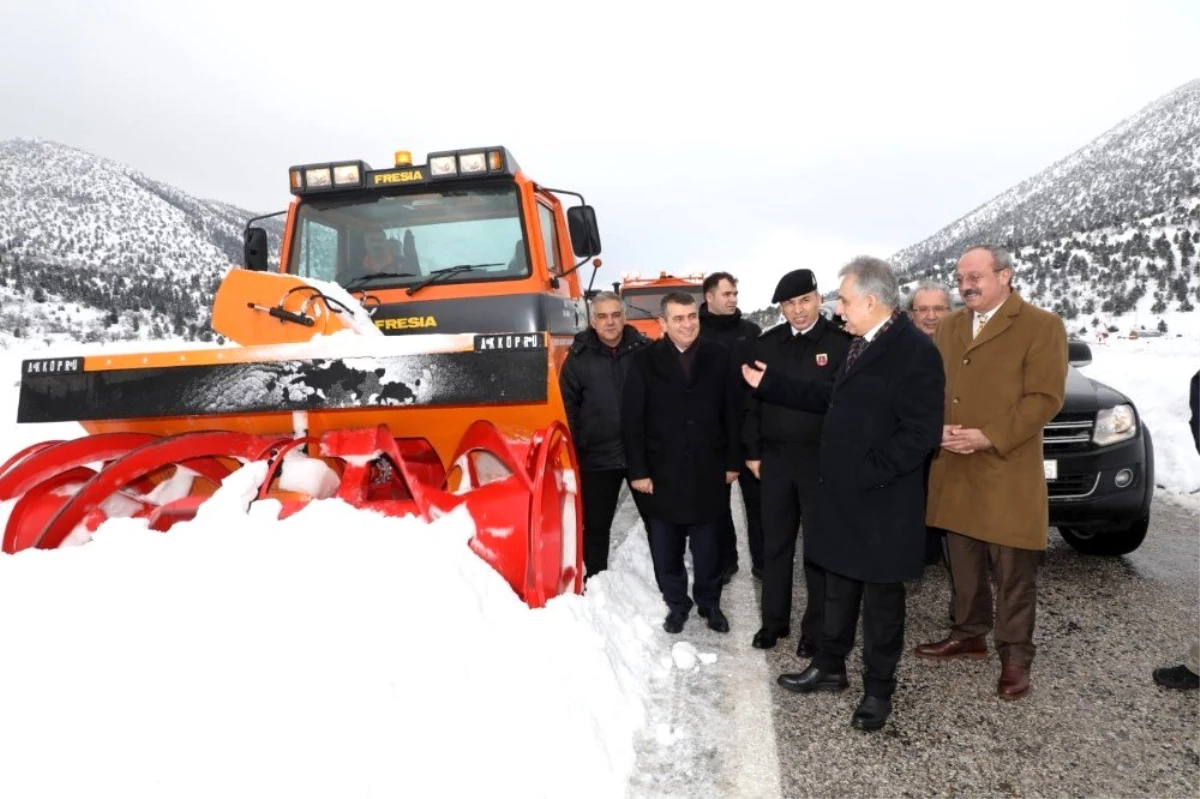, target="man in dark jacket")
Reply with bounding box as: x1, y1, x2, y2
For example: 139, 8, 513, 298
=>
743, 269, 851, 655
623, 291, 742, 634
560, 291, 651, 579
1151, 368, 1200, 690
698, 271, 763, 583
742, 256, 944, 732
